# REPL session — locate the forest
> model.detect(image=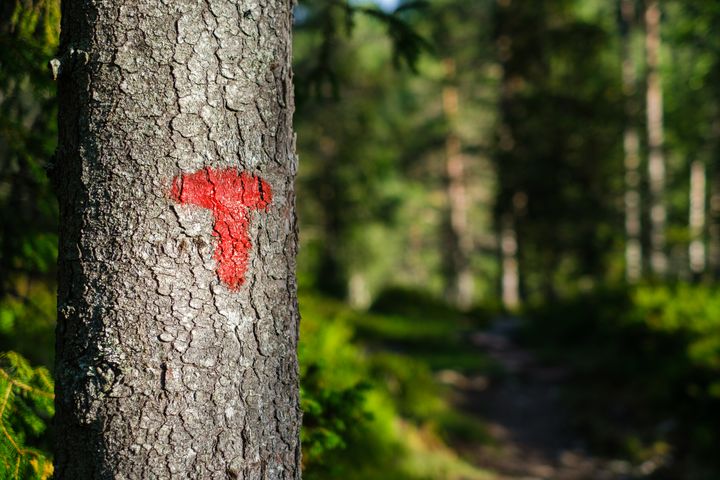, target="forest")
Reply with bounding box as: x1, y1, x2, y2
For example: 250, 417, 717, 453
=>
1, 0, 720, 478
